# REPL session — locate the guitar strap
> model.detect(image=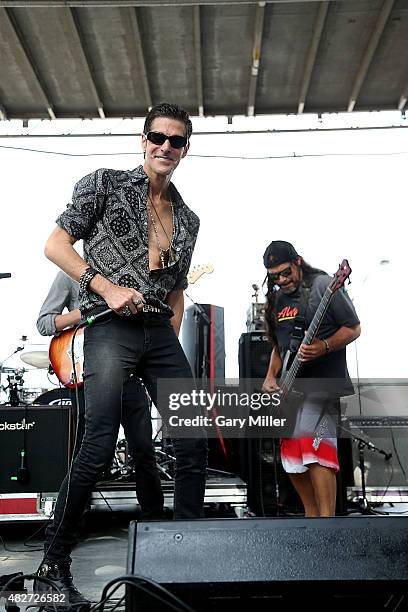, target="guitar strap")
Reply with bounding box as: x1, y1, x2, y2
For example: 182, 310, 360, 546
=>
288, 279, 313, 355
